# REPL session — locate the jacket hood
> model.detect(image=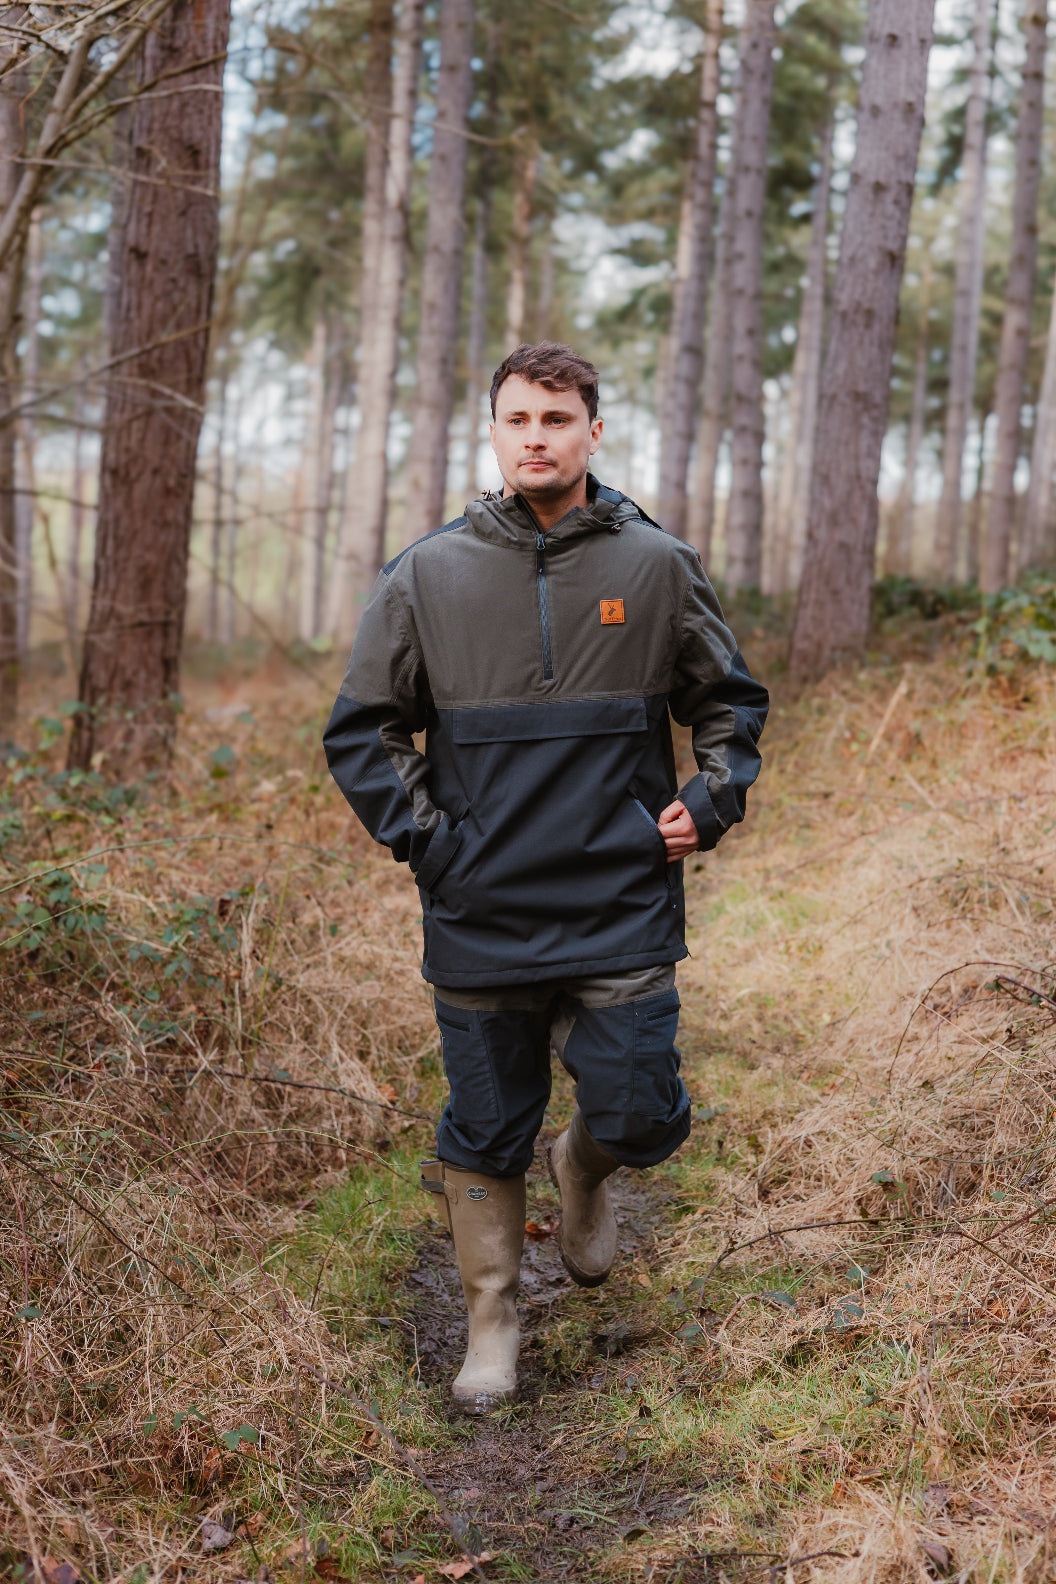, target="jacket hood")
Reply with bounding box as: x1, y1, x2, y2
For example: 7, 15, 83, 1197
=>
464, 473, 640, 548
